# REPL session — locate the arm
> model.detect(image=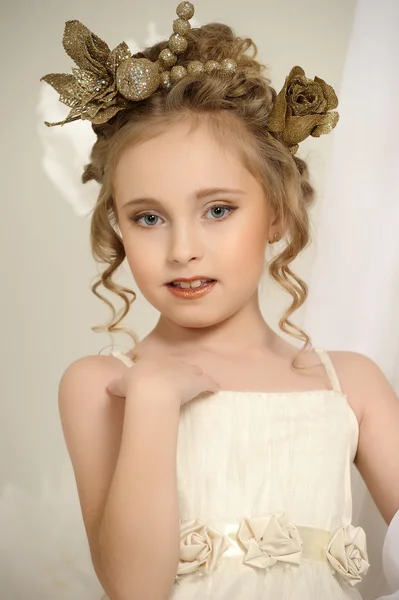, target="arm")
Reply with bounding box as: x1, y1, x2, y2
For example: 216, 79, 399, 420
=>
58, 356, 181, 600
331, 351, 399, 525
99, 376, 181, 600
